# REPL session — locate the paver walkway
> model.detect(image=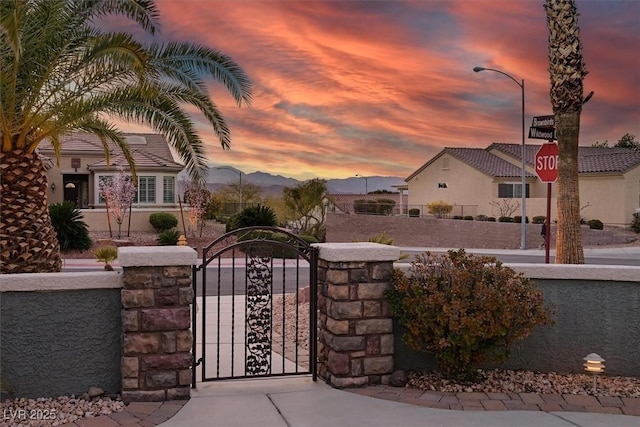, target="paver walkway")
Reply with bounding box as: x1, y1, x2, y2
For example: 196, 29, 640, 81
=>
56, 386, 640, 426
347, 385, 640, 417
